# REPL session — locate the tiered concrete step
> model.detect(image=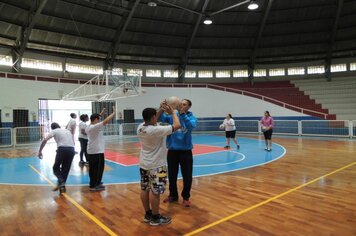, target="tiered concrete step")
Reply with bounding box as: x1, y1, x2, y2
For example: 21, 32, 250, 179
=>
291, 77, 356, 121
